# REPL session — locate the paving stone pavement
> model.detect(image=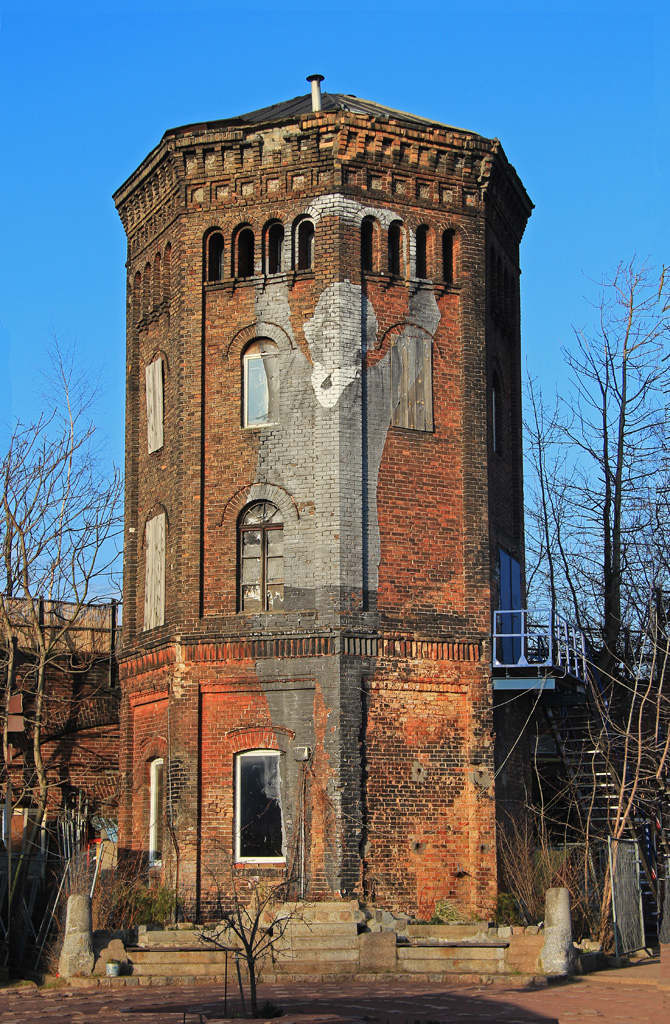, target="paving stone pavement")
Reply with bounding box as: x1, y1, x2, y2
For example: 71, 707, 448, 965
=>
0, 965, 665, 1024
